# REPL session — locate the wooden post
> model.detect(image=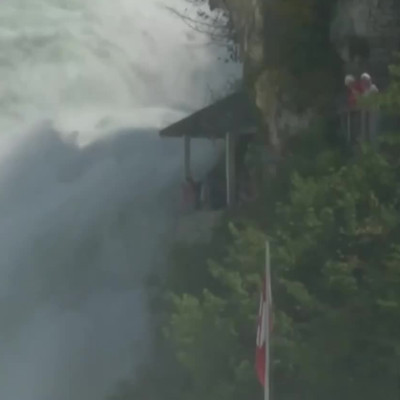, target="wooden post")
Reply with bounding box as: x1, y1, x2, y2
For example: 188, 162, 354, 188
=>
225, 132, 236, 207
184, 135, 191, 178
346, 111, 351, 145
360, 109, 366, 144
264, 240, 272, 400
